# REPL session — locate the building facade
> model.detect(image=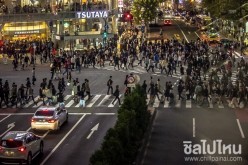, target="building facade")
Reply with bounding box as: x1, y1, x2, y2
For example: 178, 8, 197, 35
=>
0, 0, 118, 49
